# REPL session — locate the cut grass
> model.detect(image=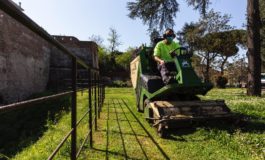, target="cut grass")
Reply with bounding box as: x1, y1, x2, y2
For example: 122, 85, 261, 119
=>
9, 88, 265, 160
81, 88, 265, 160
